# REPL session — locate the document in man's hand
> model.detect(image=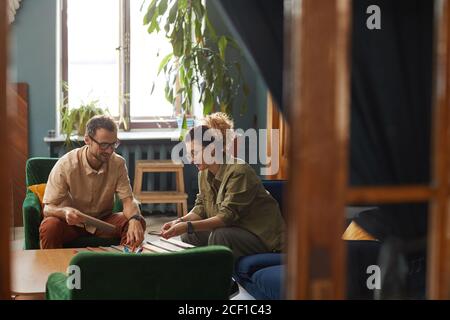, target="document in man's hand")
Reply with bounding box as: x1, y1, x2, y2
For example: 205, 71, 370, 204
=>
76, 212, 117, 233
